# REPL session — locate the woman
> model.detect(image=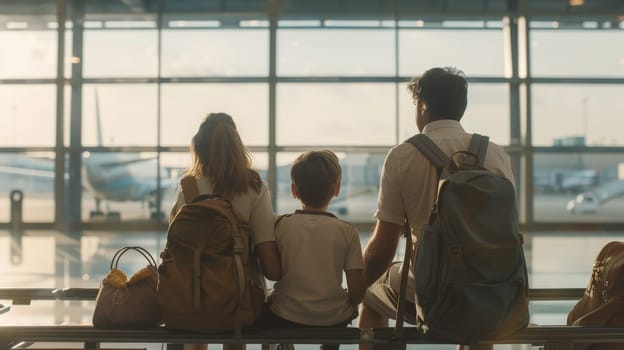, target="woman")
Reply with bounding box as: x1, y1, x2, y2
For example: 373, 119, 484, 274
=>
170, 112, 281, 350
